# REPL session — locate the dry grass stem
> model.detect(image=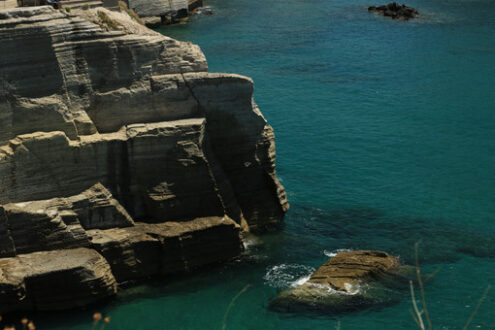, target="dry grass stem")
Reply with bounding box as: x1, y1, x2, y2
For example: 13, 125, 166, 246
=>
221, 284, 251, 330
463, 285, 492, 330
118, 1, 144, 25
423, 266, 442, 284
410, 280, 425, 330
414, 242, 432, 330
92, 313, 102, 330
409, 308, 421, 327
